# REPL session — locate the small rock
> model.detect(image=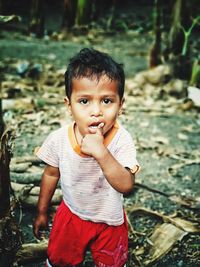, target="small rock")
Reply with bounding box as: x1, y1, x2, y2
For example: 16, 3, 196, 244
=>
187, 86, 200, 107
144, 65, 172, 85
